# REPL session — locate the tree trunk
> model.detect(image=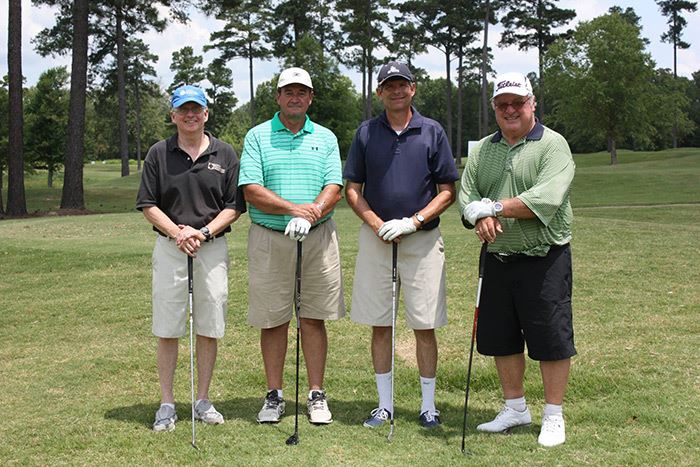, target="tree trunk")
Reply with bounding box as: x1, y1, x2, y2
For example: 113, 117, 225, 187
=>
48, 167, 54, 188
61, 0, 88, 210
361, 50, 367, 120
480, 0, 490, 138
444, 46, 453, 153
364, 0, 372, 119
1, 165, 5, 216
456, 43, 463, 166
537, 0, 545, 122
7, 0, 27, 216
608, 136, 618, 165
672, 10, 678, 148
135, 80, 142, 172
117, 3, 129, 177
249, 49, 255, 127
